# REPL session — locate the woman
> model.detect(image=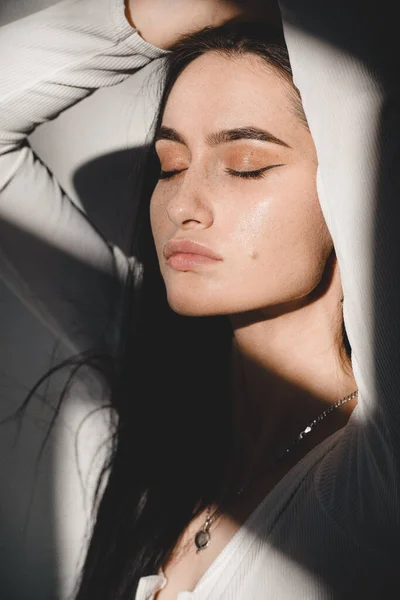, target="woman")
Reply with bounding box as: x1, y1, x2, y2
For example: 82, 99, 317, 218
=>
0, 0, 399, 599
